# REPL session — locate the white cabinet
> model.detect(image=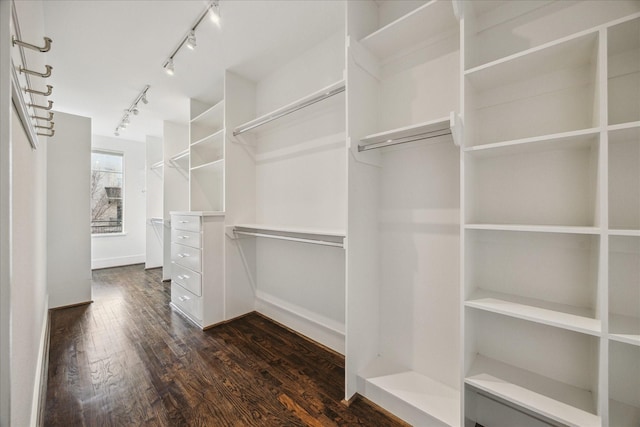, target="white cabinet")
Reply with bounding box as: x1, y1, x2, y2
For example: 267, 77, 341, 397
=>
170, 211, 225, 329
